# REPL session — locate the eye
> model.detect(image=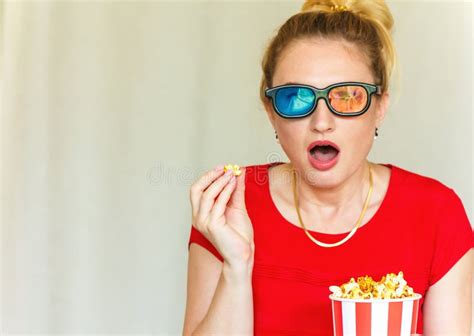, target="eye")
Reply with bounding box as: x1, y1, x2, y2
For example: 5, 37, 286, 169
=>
274, 87, 315, 115
295, 88, 315, 103
328, 85, 368, 113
